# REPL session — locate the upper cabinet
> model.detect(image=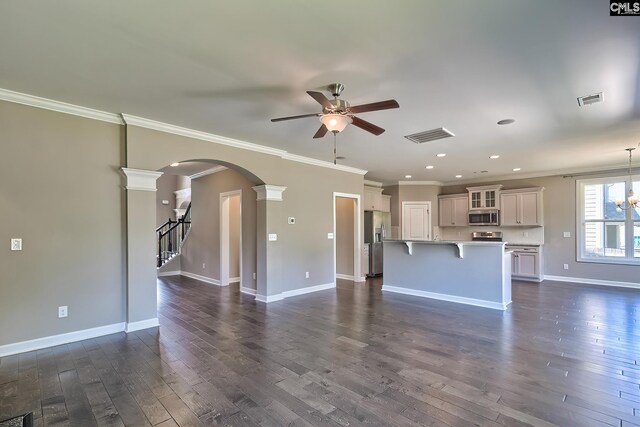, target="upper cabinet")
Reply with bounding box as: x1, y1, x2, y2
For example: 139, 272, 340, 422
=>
500, 187, 544, 226
363, 186, 390, 212
466, 185, 503, 210
438, 194, 468, 227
